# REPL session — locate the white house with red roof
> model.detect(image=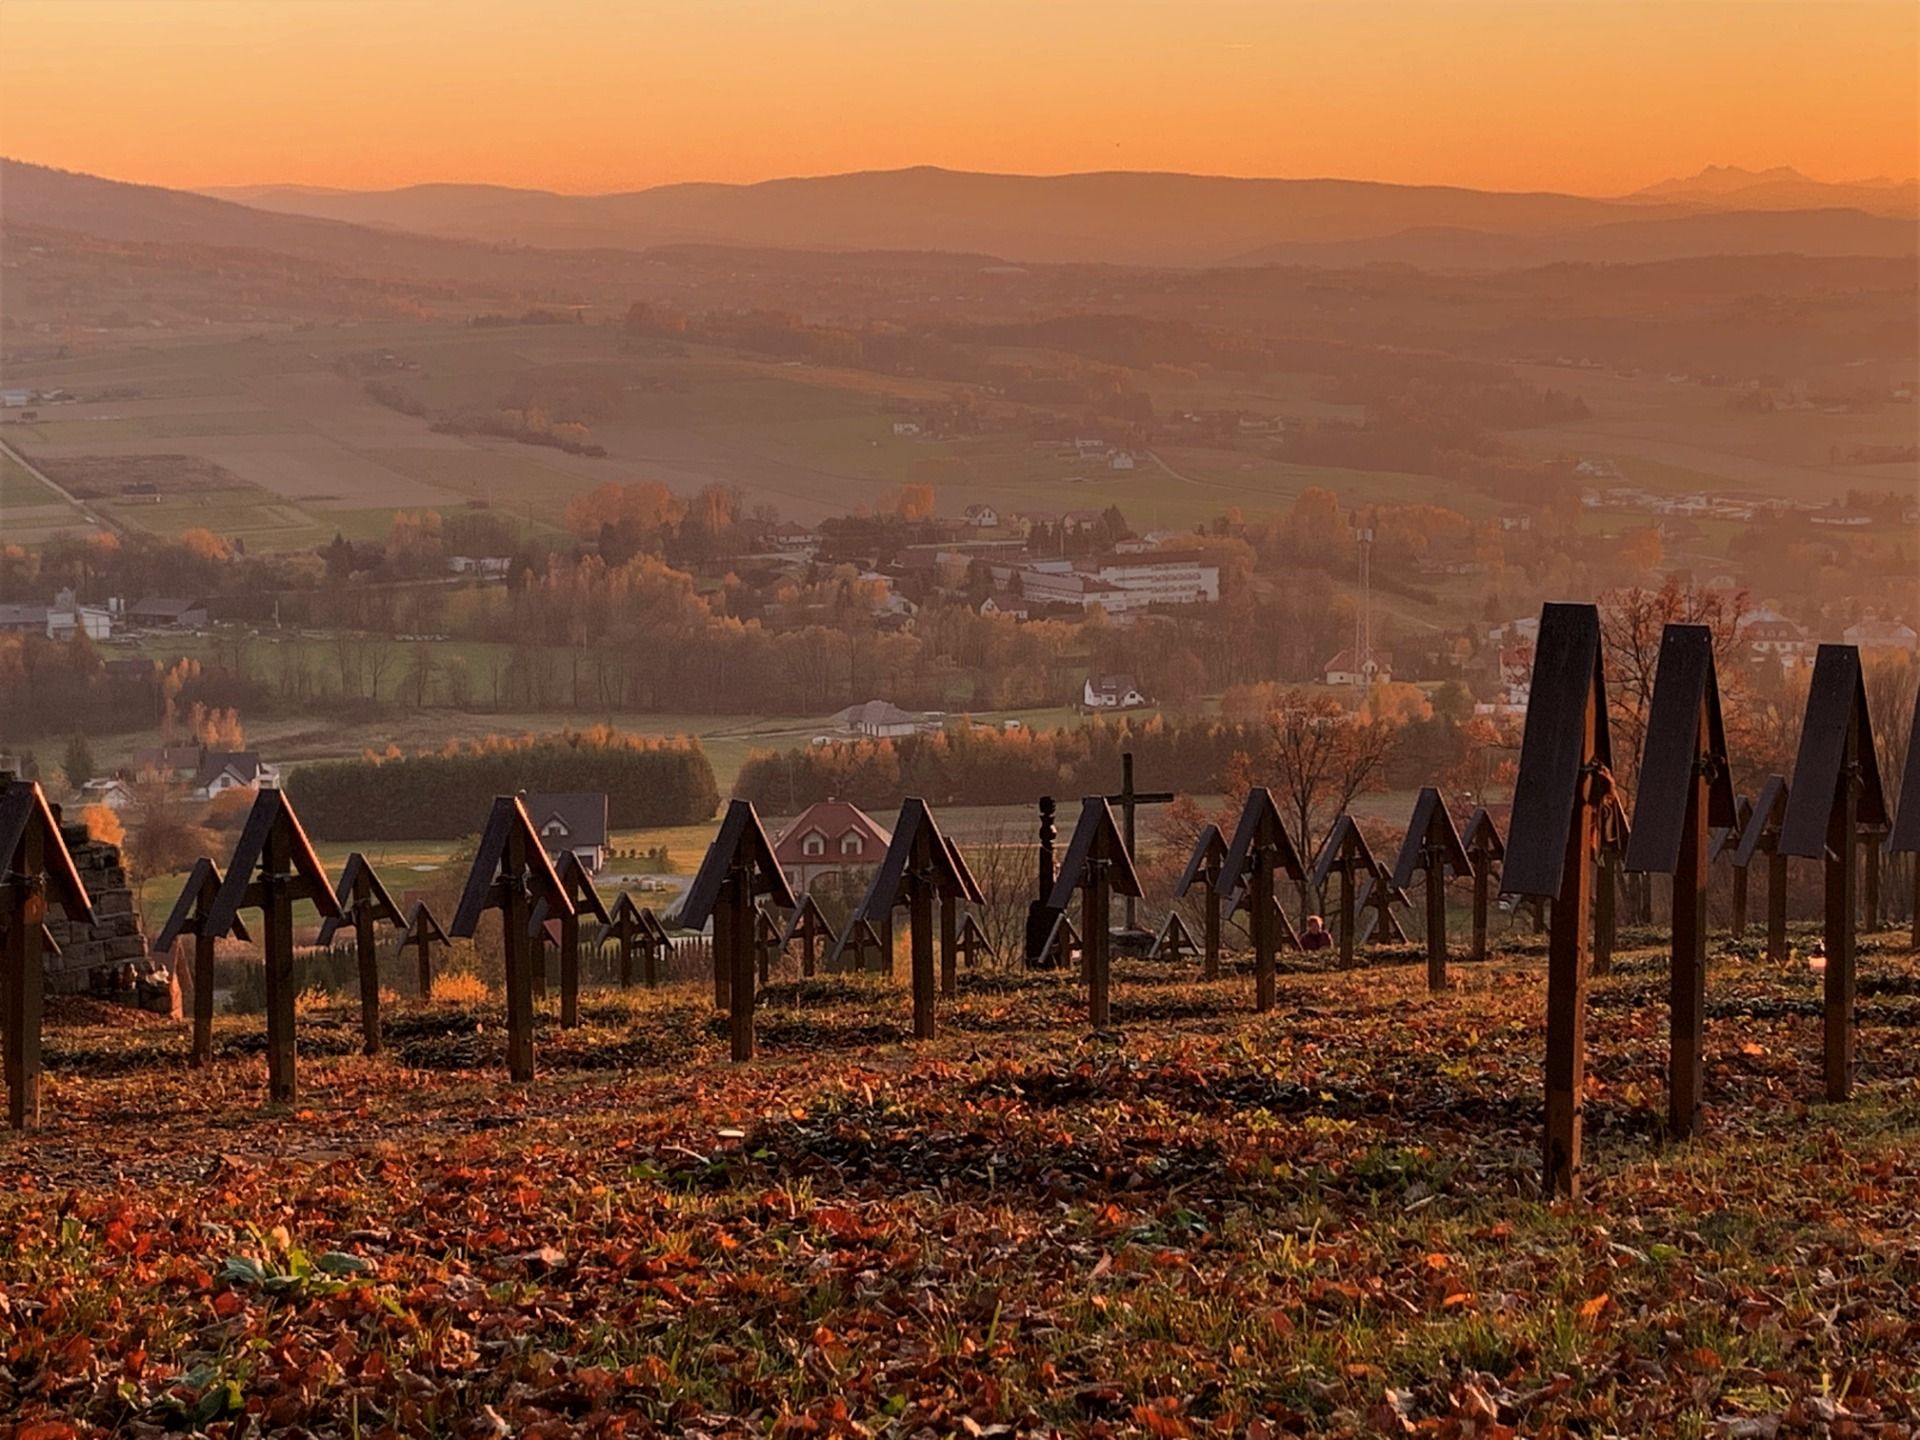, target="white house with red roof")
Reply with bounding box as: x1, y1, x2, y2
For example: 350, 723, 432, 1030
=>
773, 798, 893, 892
